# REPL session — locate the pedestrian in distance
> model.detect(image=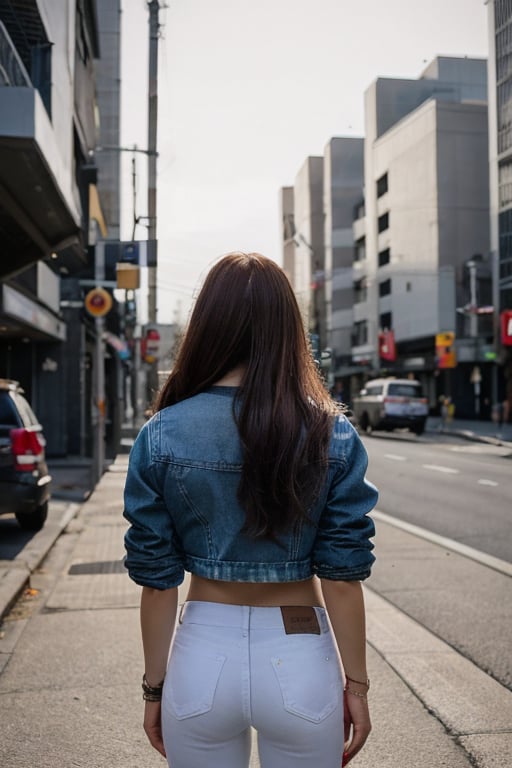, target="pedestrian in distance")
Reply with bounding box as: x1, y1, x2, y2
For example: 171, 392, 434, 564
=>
331, 380, 345, 404
493, 400, 505, 437
123, 252, 378, 768
440, 395, 452, 430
